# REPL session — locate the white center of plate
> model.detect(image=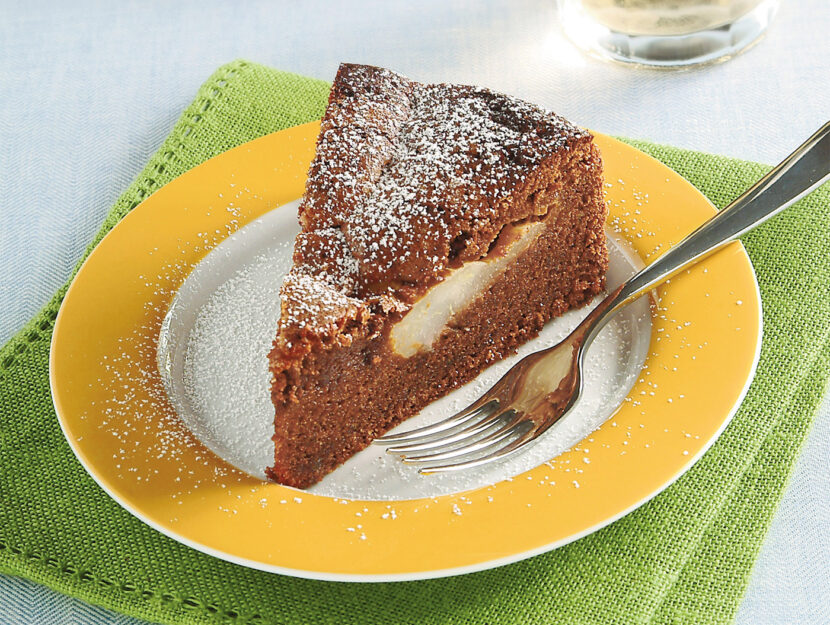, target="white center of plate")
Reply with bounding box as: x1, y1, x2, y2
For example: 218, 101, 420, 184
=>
157, 199, 652, 501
